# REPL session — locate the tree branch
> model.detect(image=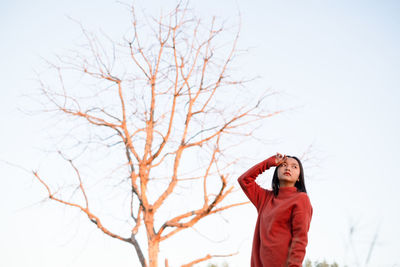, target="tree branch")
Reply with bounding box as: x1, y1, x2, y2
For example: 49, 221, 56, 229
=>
32, 171, 130, 243
181, 252, 238, 267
